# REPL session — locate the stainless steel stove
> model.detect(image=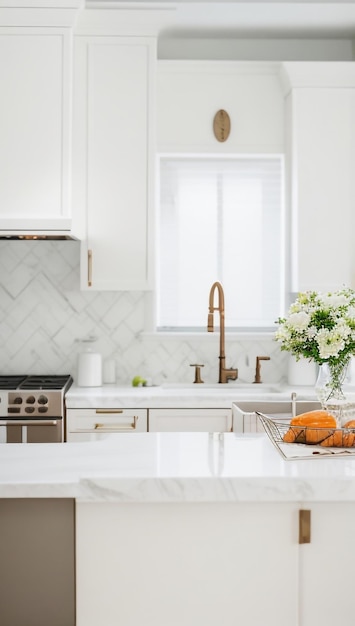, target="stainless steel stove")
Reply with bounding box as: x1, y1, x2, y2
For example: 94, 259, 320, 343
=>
0, 375, 73, 443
